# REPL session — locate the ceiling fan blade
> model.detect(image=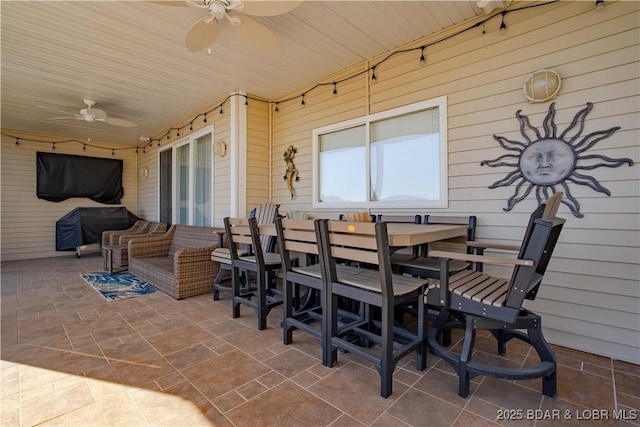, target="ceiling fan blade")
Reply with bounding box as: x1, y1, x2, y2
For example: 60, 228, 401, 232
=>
87, 108, 108, 120
38, 105, 78, 115
241, 0, 301, 16
148, 1, 189, 6
104, 117, 137, 128
185, 17, 221, 52
231, 15, 281, 53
